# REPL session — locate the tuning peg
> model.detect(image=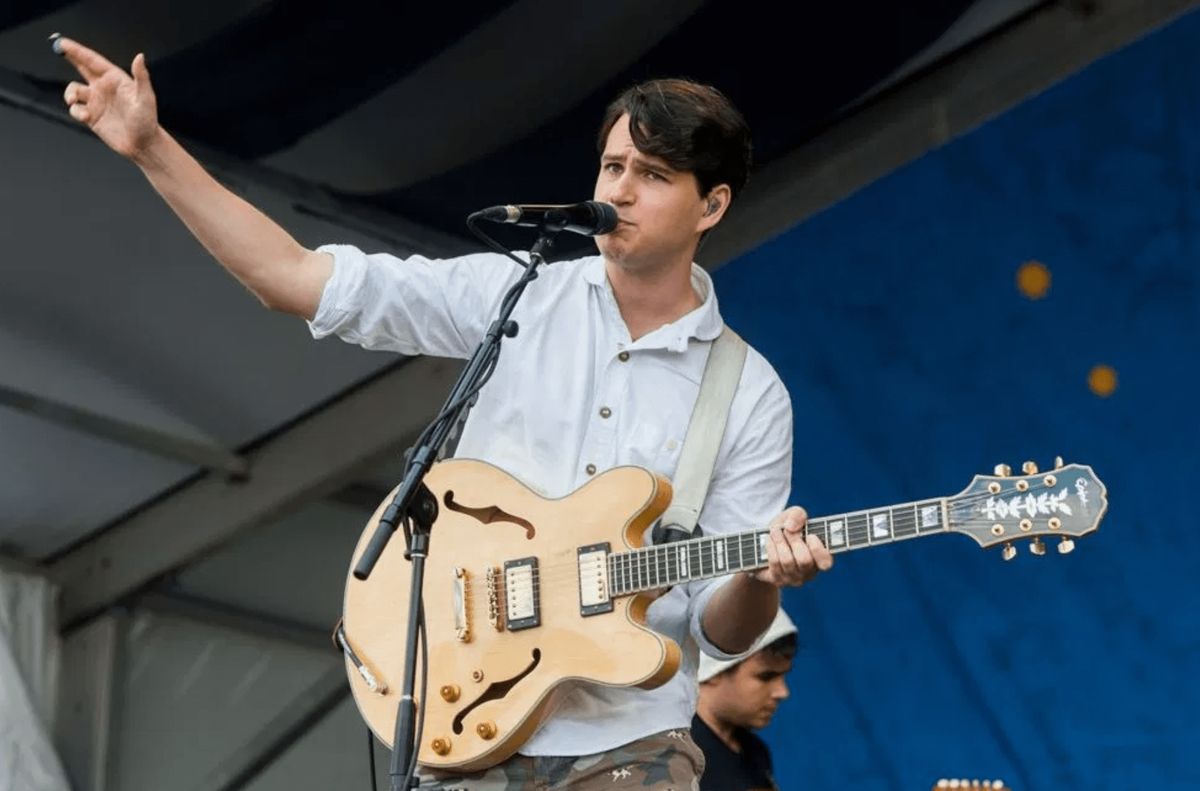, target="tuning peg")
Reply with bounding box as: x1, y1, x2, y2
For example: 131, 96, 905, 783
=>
1030, 537, 1046, 556
1021, 460, 1038, 474
1054, 456, 1065, 469
993, 463, 1012, 477
1058, 537, 1076, 554
1002, 542, 1017, 561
